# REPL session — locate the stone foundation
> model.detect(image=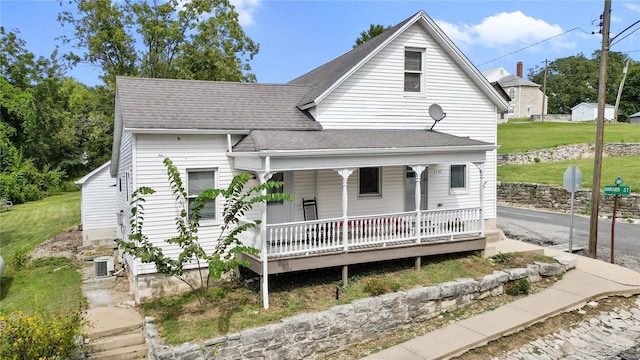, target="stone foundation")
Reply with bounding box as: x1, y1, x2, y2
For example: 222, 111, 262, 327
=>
131, 268, 211, 303
498, 143, 640, 165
